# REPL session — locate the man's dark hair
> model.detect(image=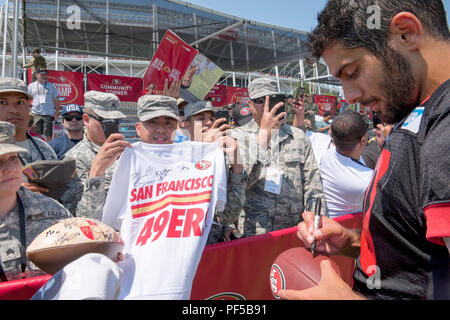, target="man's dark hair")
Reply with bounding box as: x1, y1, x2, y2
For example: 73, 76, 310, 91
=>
330, 111, 368, 153
309, 0, 450, 58
32, 48, 40, 55
323, 112, 332, 118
